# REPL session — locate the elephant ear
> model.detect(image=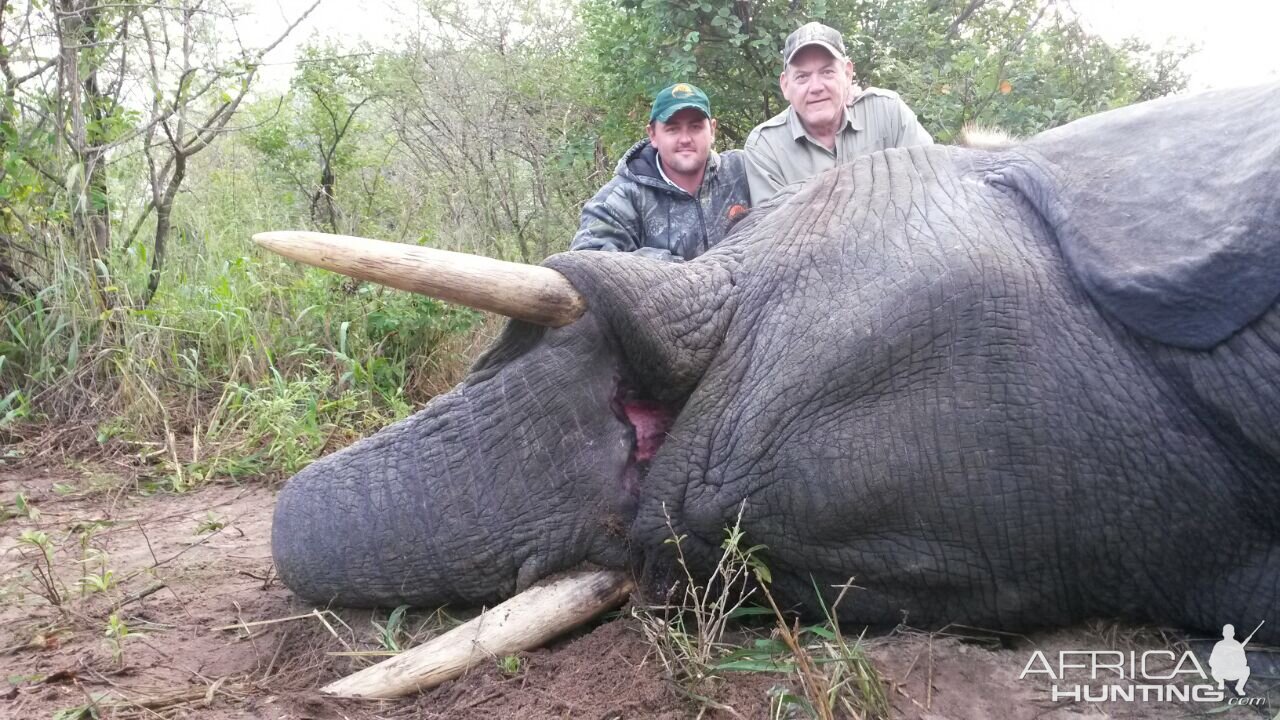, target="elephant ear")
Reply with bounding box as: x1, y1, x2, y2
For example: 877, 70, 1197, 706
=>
992, 83, 1280, 349
544, 251, 736, 403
